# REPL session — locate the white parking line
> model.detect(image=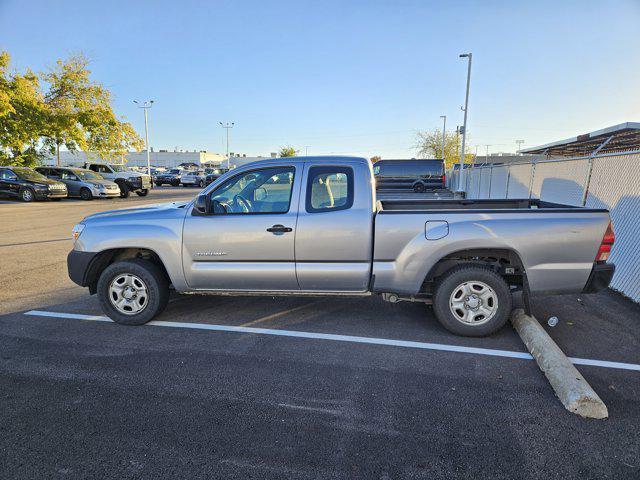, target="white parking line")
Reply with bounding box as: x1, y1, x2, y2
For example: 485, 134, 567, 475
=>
23, 310, 640, 372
